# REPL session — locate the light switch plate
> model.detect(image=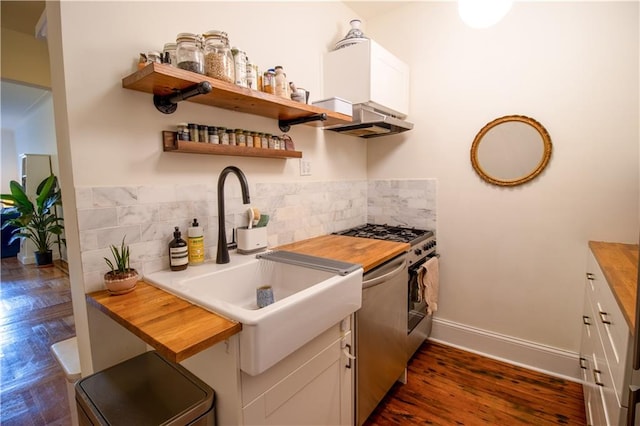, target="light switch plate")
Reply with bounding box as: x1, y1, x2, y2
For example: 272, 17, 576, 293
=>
300, 159, 311, 176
